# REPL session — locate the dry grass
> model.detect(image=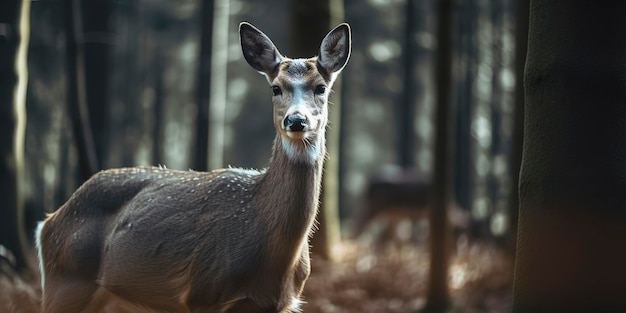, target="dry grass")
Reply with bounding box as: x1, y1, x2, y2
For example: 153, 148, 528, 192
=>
0, 258, 39, 313
0, 239, 512, 313
303, 238, 513, 313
